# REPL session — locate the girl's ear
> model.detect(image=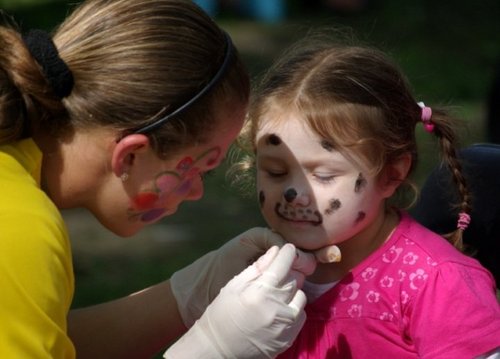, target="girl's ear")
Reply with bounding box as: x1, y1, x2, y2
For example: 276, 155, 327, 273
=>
111, 134, 150, 178
379, 152, 412, 198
